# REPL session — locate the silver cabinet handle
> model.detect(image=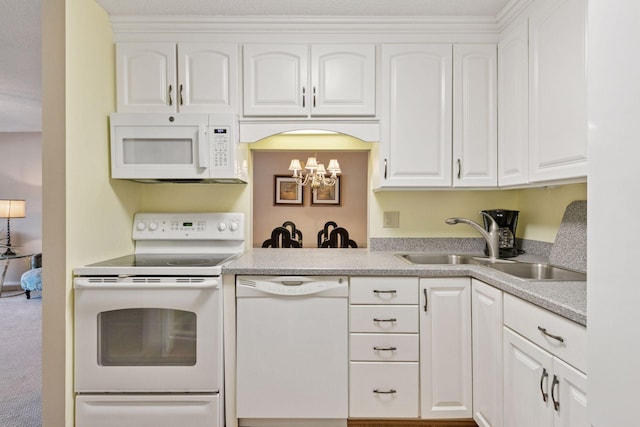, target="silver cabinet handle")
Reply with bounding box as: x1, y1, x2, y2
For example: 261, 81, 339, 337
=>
179, 84, 184, 105
540, 368, 549, 402
373, 289, 397, 295
457, 158, 462, 179
551, 375, 560, 411
302, 86, 306, 108
423, 288, 428, 312
538, 326, 565, 343
373, 318, 397, 323
168, 84, 173, 106
373, 346, 397, 351
373, 389, 397, 394
313, 86, 317, 107
384, 159, 388, 179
